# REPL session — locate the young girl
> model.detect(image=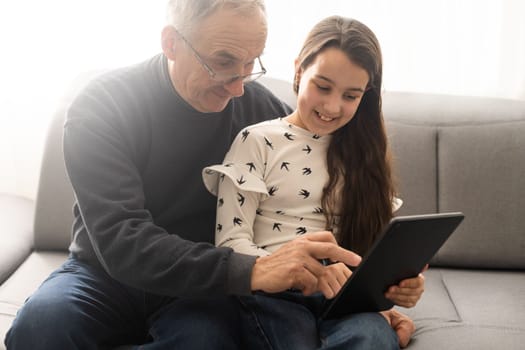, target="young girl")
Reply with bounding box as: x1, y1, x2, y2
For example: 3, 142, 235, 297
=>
203, 16, 421, 349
